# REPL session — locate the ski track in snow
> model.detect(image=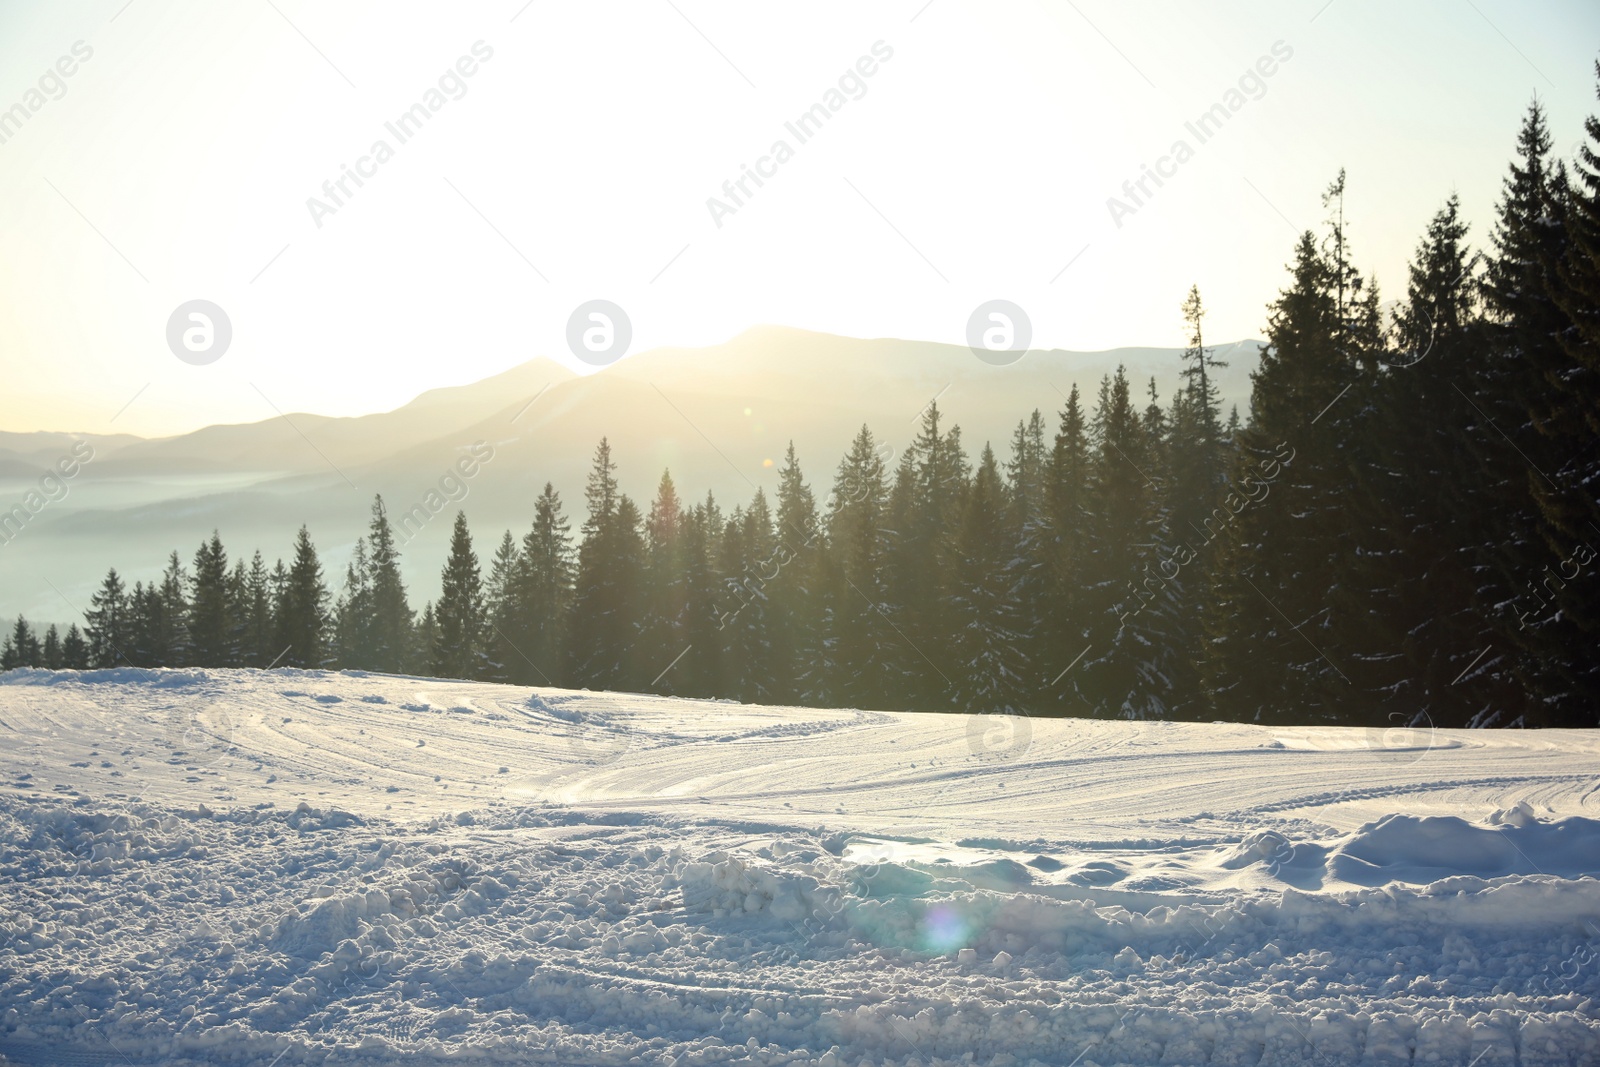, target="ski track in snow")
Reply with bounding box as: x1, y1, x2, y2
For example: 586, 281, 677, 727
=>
0, 668, 1597, 1067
